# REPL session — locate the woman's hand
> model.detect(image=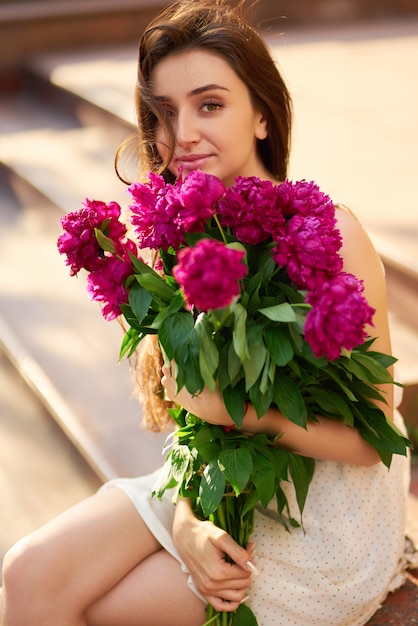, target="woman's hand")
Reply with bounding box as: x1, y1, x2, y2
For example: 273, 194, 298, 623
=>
172, 499, 258, 612
161, 363, 235, 427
